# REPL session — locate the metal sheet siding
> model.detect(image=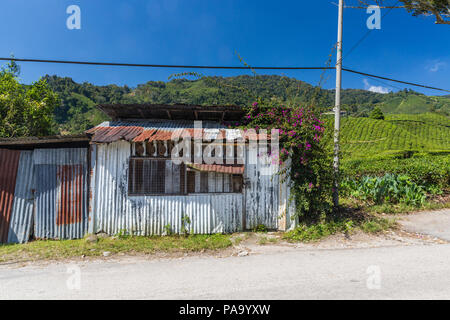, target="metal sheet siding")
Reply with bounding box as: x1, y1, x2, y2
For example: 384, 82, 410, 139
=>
7, 151, 35, 243
0, 149, 21, 243
34, 148, 88, 240
91, 141, 243, 235
278, 160, 297, 231
244, 144, 280, 230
